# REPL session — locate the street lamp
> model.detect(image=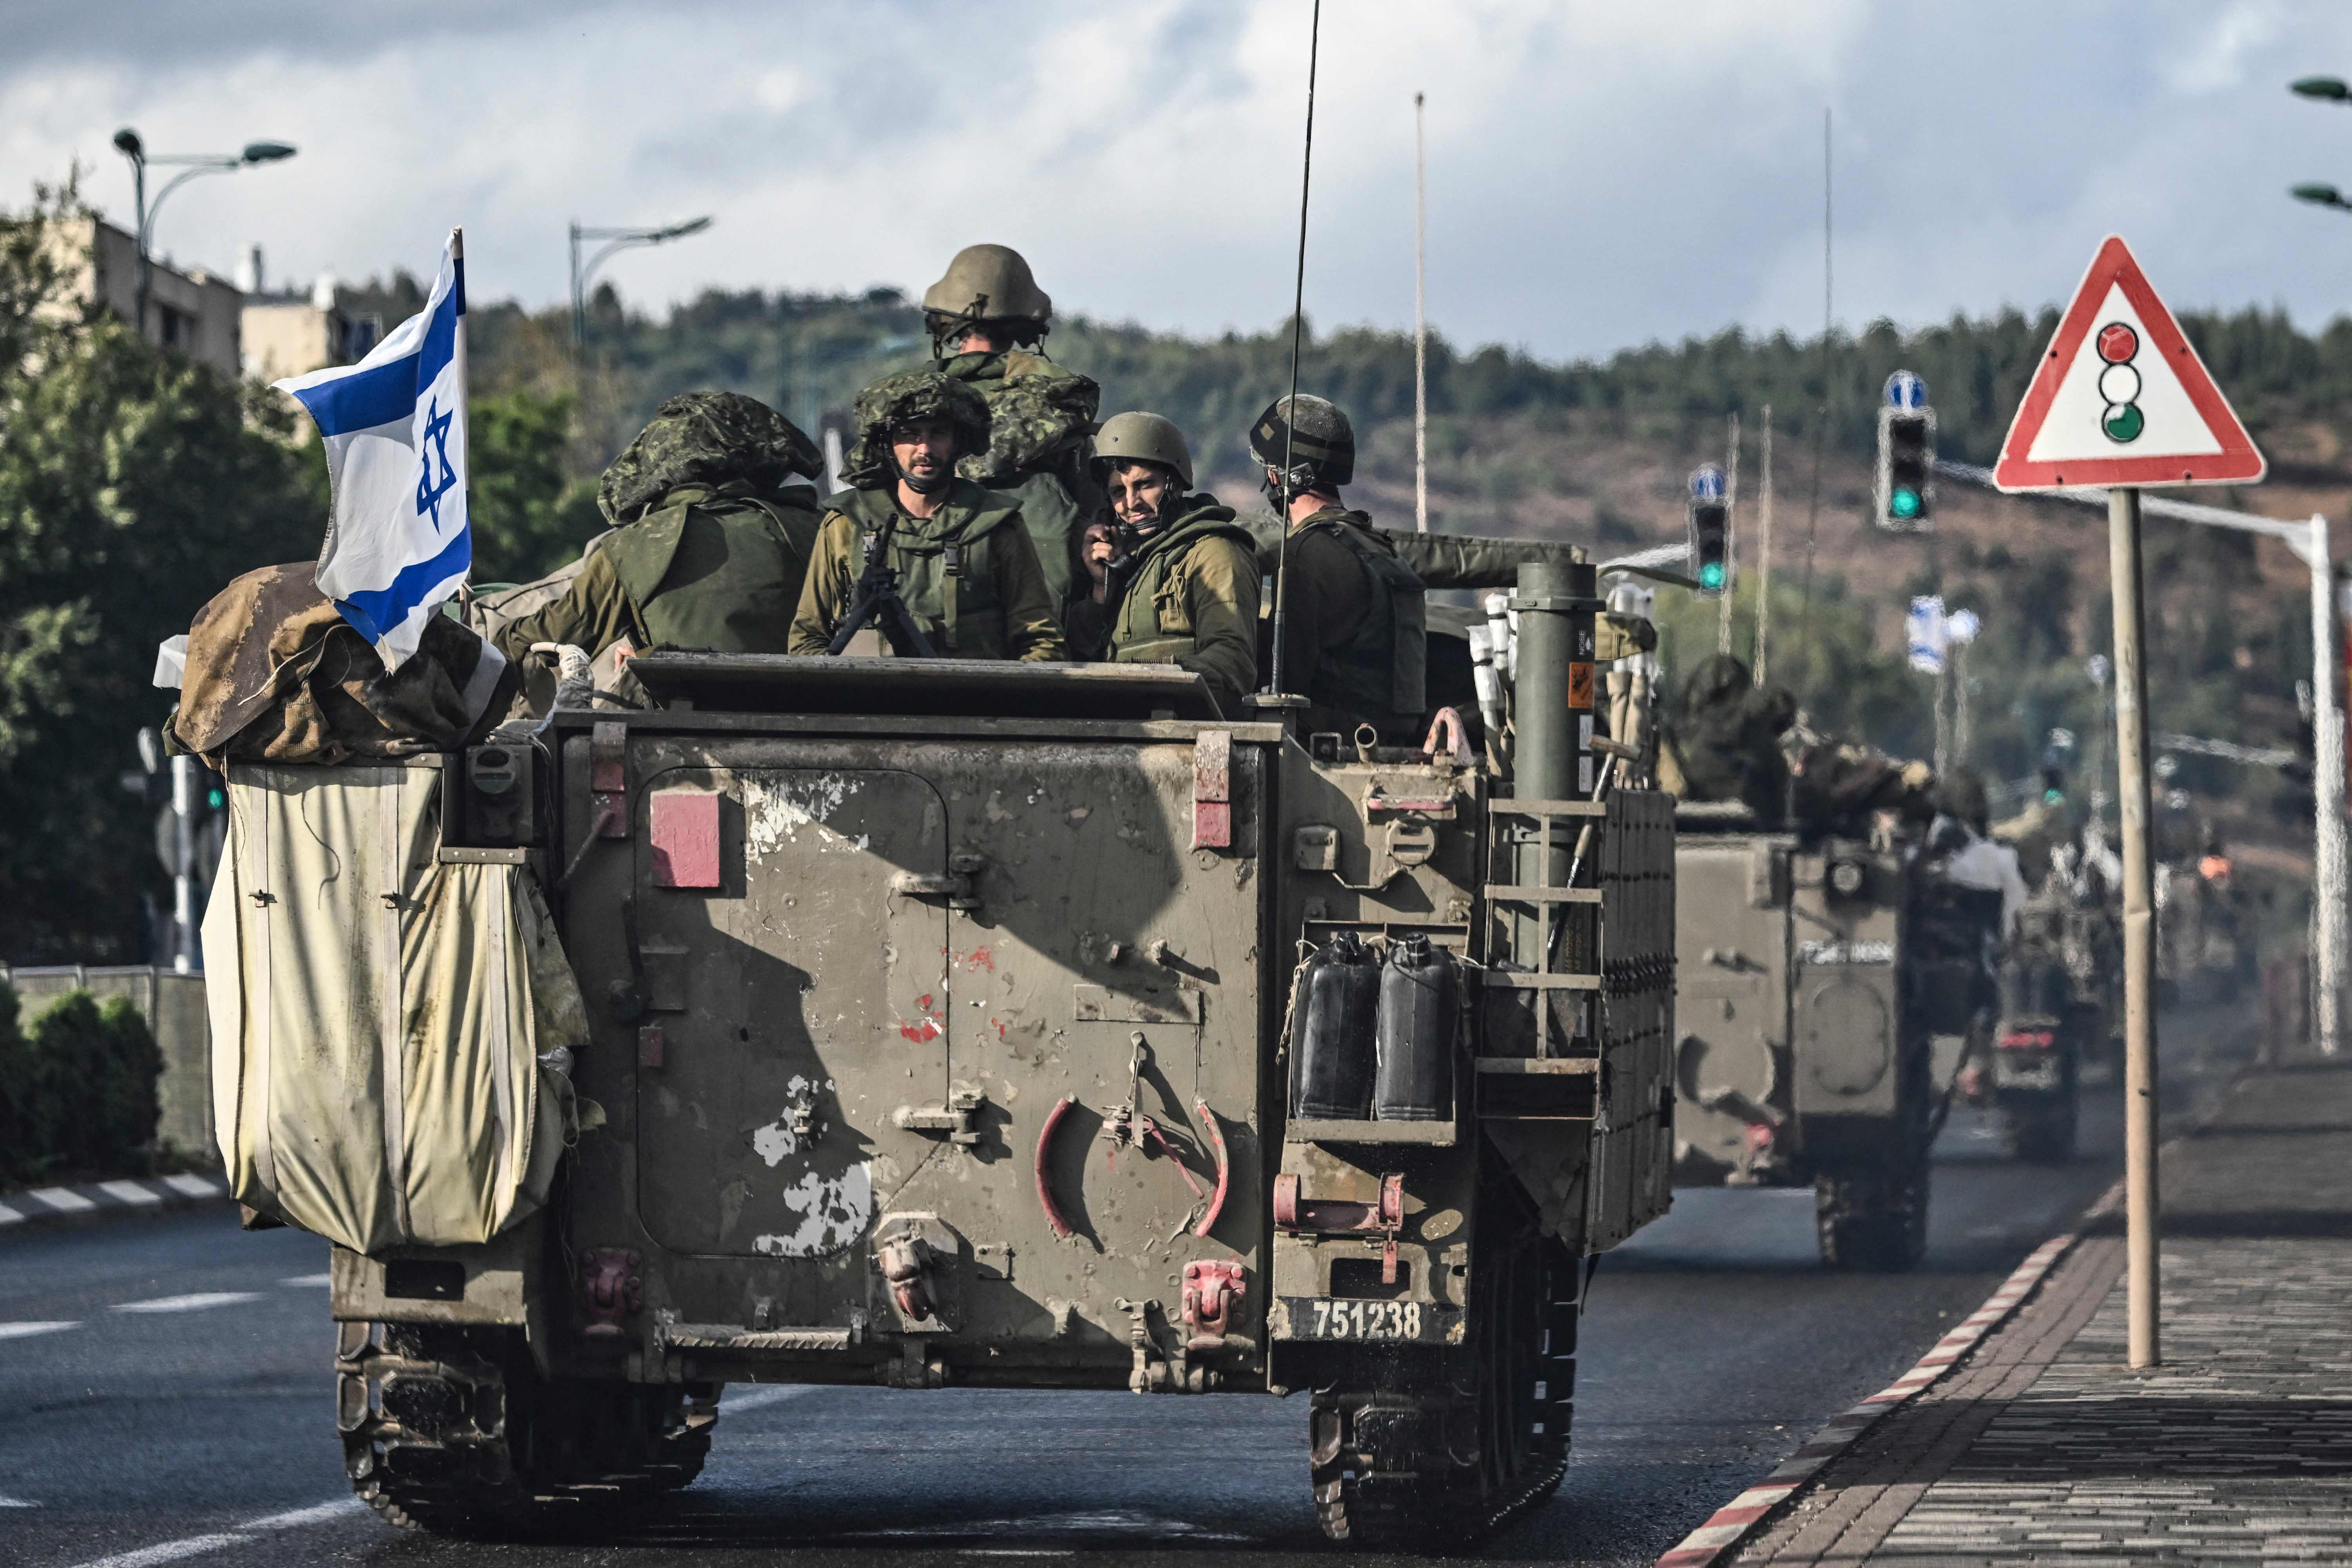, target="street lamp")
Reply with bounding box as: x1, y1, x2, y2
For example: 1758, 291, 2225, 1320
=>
111, 127, 297, 338
2289, 78, 2352, 218
569, 216, 714, 351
